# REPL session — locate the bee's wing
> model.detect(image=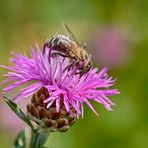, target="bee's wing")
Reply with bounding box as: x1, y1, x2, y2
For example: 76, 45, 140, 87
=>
63, 23, 80, 45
